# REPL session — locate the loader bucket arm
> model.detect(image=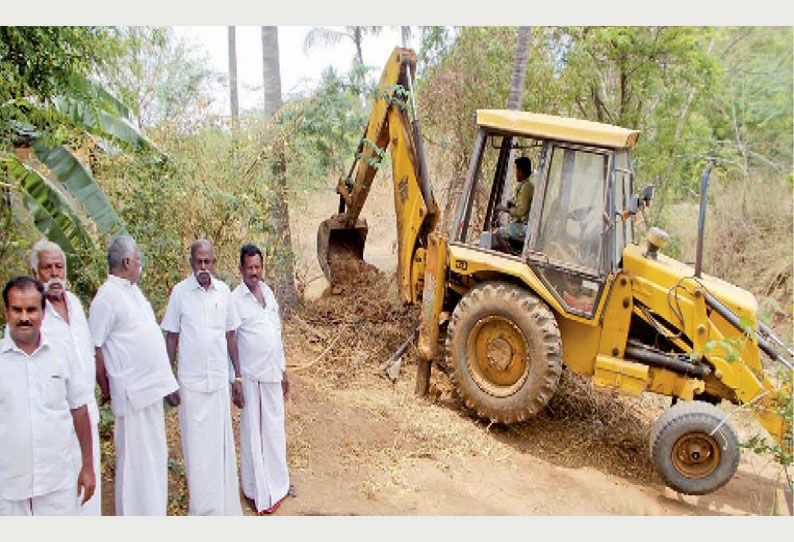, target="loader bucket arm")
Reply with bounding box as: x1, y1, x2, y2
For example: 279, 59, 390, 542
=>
317, 47, 439, 302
